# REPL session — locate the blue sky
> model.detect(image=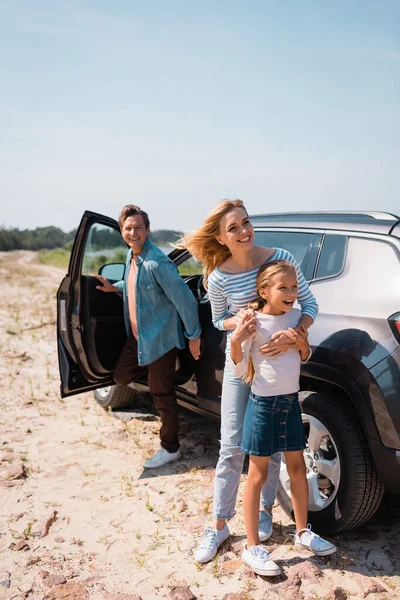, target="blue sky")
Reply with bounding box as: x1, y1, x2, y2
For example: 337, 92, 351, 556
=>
1, 0, 399, 232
